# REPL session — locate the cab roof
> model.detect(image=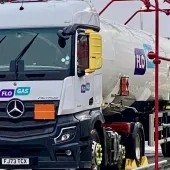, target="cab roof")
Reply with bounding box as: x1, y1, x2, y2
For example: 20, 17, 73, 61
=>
0, 0, 100, 29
